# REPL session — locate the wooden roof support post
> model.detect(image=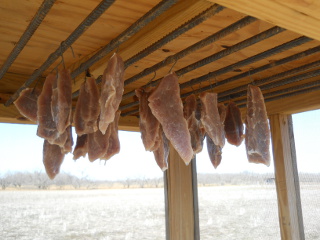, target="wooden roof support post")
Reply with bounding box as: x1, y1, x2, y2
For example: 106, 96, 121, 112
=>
269, 114, 305, 240
164, 143, 200, 240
